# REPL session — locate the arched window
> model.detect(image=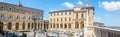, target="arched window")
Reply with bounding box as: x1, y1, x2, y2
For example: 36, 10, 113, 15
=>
8, 22, 12, 30
28, 23, 30, 29
32, 23, 34, 29
22, 23, 25, 30
16, 23, 19, 30
0, 22, 3, 30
